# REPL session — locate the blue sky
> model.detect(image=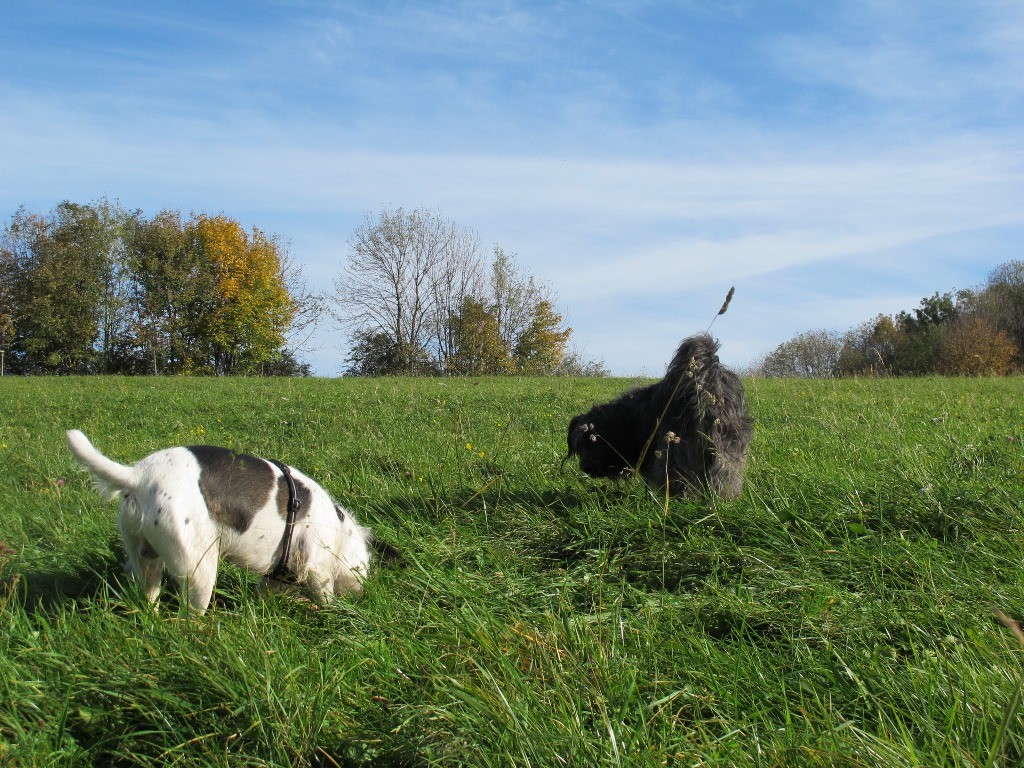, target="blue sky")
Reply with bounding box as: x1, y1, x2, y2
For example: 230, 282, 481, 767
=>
2, 1, 1022, 375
